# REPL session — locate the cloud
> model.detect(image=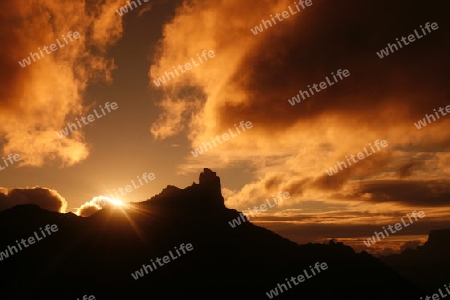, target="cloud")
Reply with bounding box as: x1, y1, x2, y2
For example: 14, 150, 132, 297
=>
0, 0, 123, 167
355, 180, 450, 207
399, 240, 422, 252
149, 0, 450, 227
397, 161, 417, 178
0, 187, 67, 212
137, 3, 153, 17
150, 0, 449, 143
255, 219, 438, 255
0, 187, 124, 217
75, 196, 123, 217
